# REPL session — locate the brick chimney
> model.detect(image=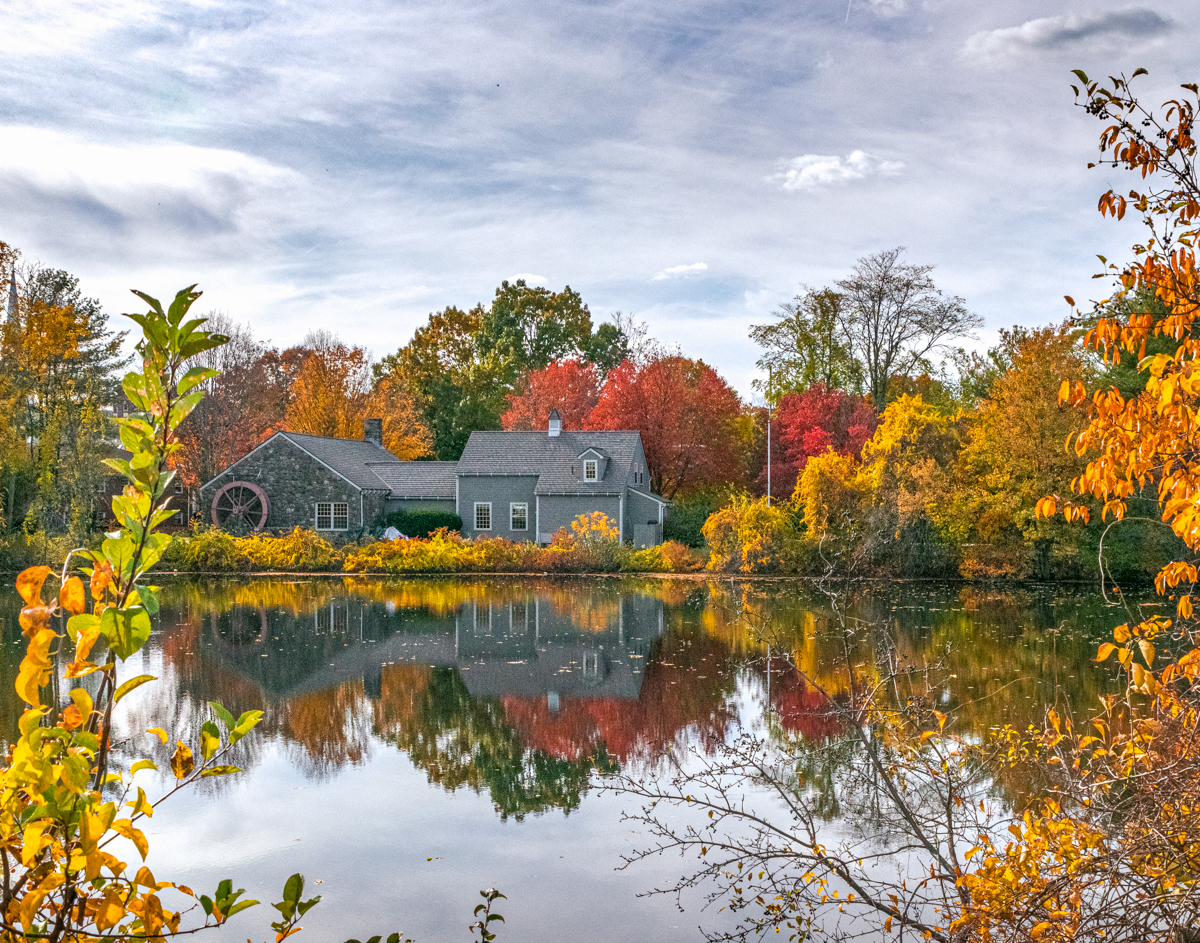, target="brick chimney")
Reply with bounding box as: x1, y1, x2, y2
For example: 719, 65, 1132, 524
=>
364, 417, 383, 446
